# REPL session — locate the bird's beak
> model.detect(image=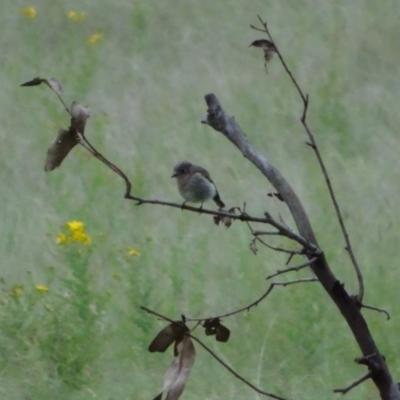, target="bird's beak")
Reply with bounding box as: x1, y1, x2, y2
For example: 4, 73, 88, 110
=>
171, 173, 177, 178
